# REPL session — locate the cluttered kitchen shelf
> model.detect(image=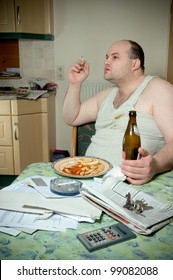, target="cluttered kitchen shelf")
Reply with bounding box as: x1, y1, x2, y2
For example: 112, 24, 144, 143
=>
0, 76, 21, 79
